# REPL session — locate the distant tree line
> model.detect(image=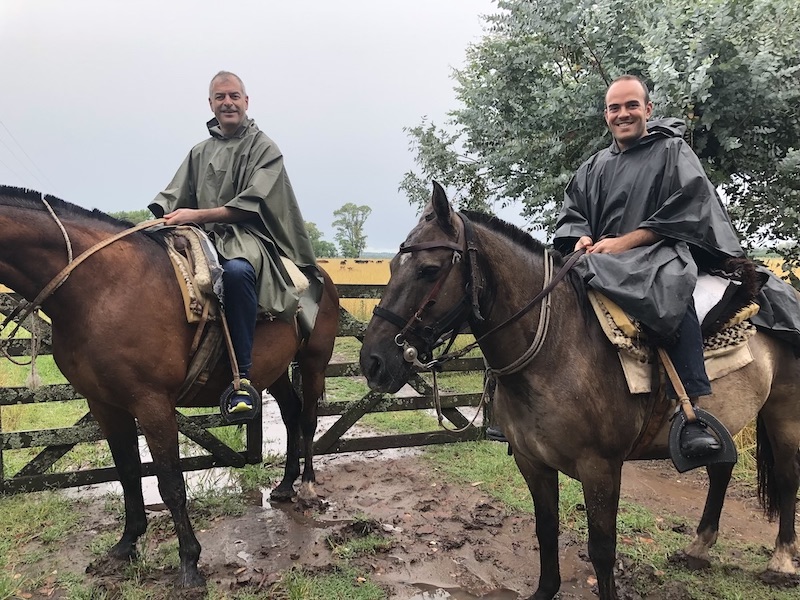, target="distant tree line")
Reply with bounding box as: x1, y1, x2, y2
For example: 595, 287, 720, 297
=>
110, 202, 373, 259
